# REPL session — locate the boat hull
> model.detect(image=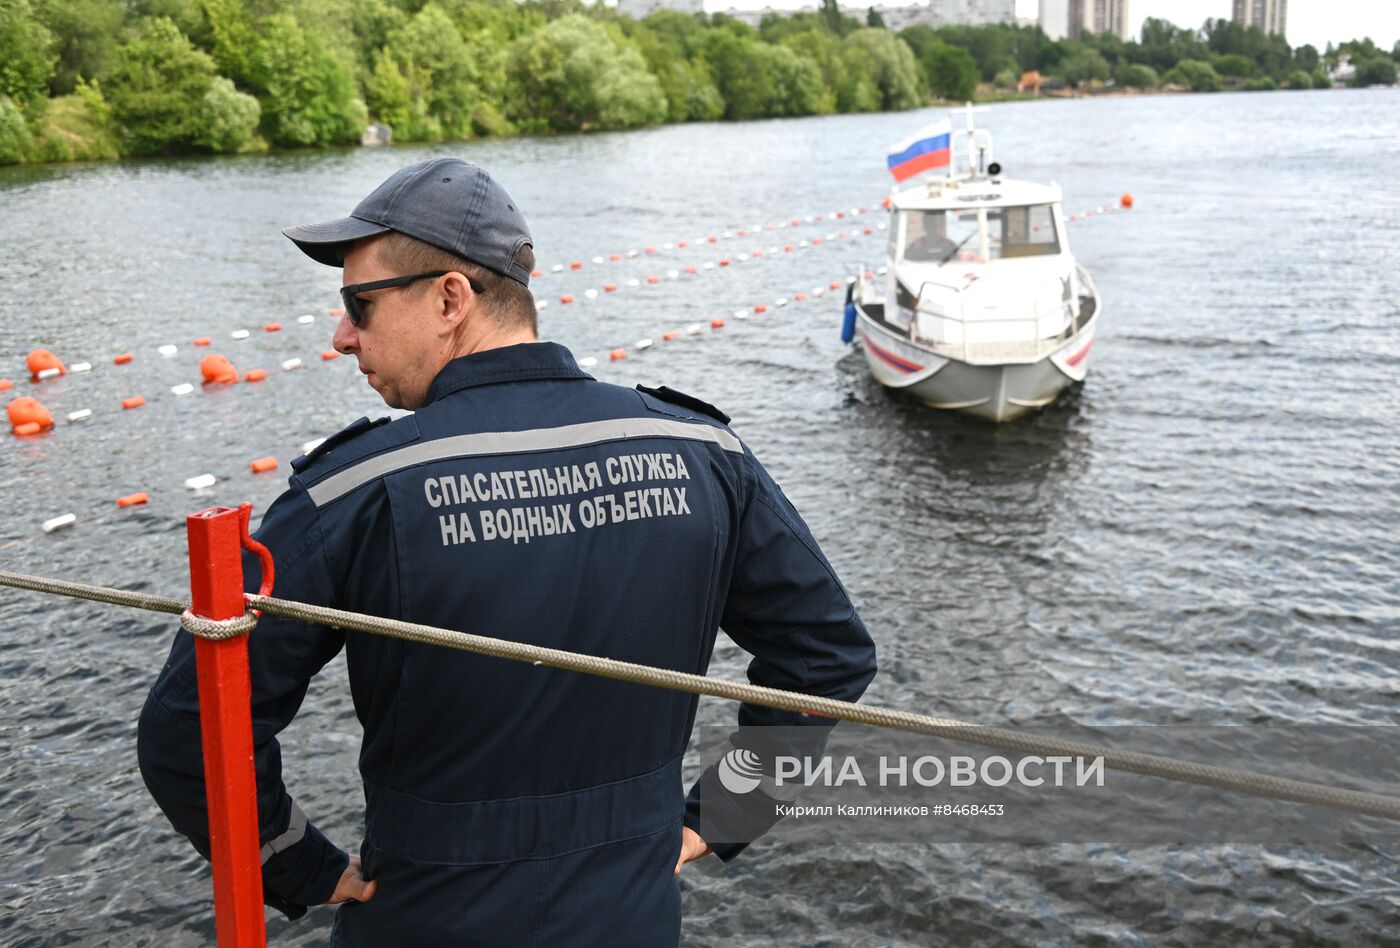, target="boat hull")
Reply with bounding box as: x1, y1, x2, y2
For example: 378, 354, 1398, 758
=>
855, 303, 1097, 423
